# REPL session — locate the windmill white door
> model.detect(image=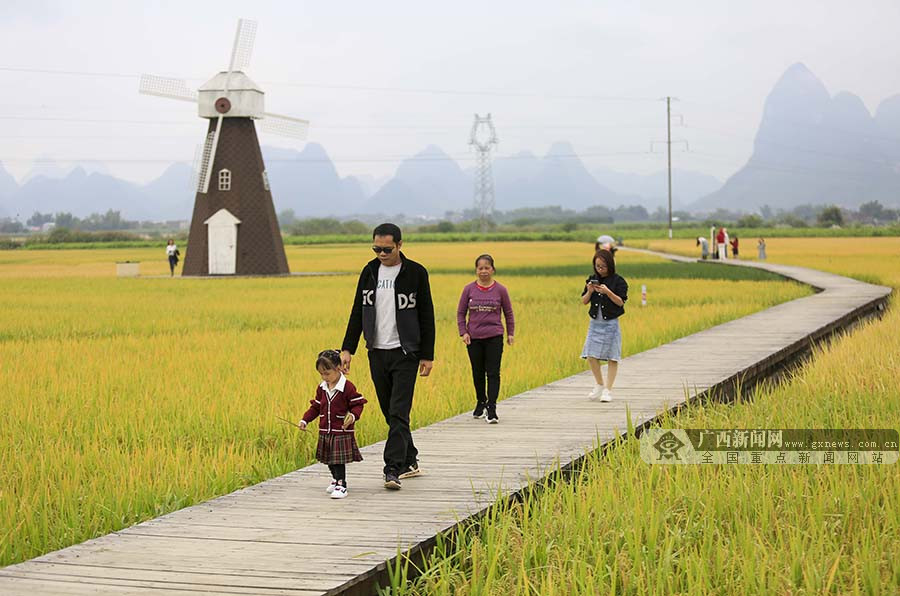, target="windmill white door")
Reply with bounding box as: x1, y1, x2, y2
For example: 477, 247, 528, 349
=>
204, 209, 241, 275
